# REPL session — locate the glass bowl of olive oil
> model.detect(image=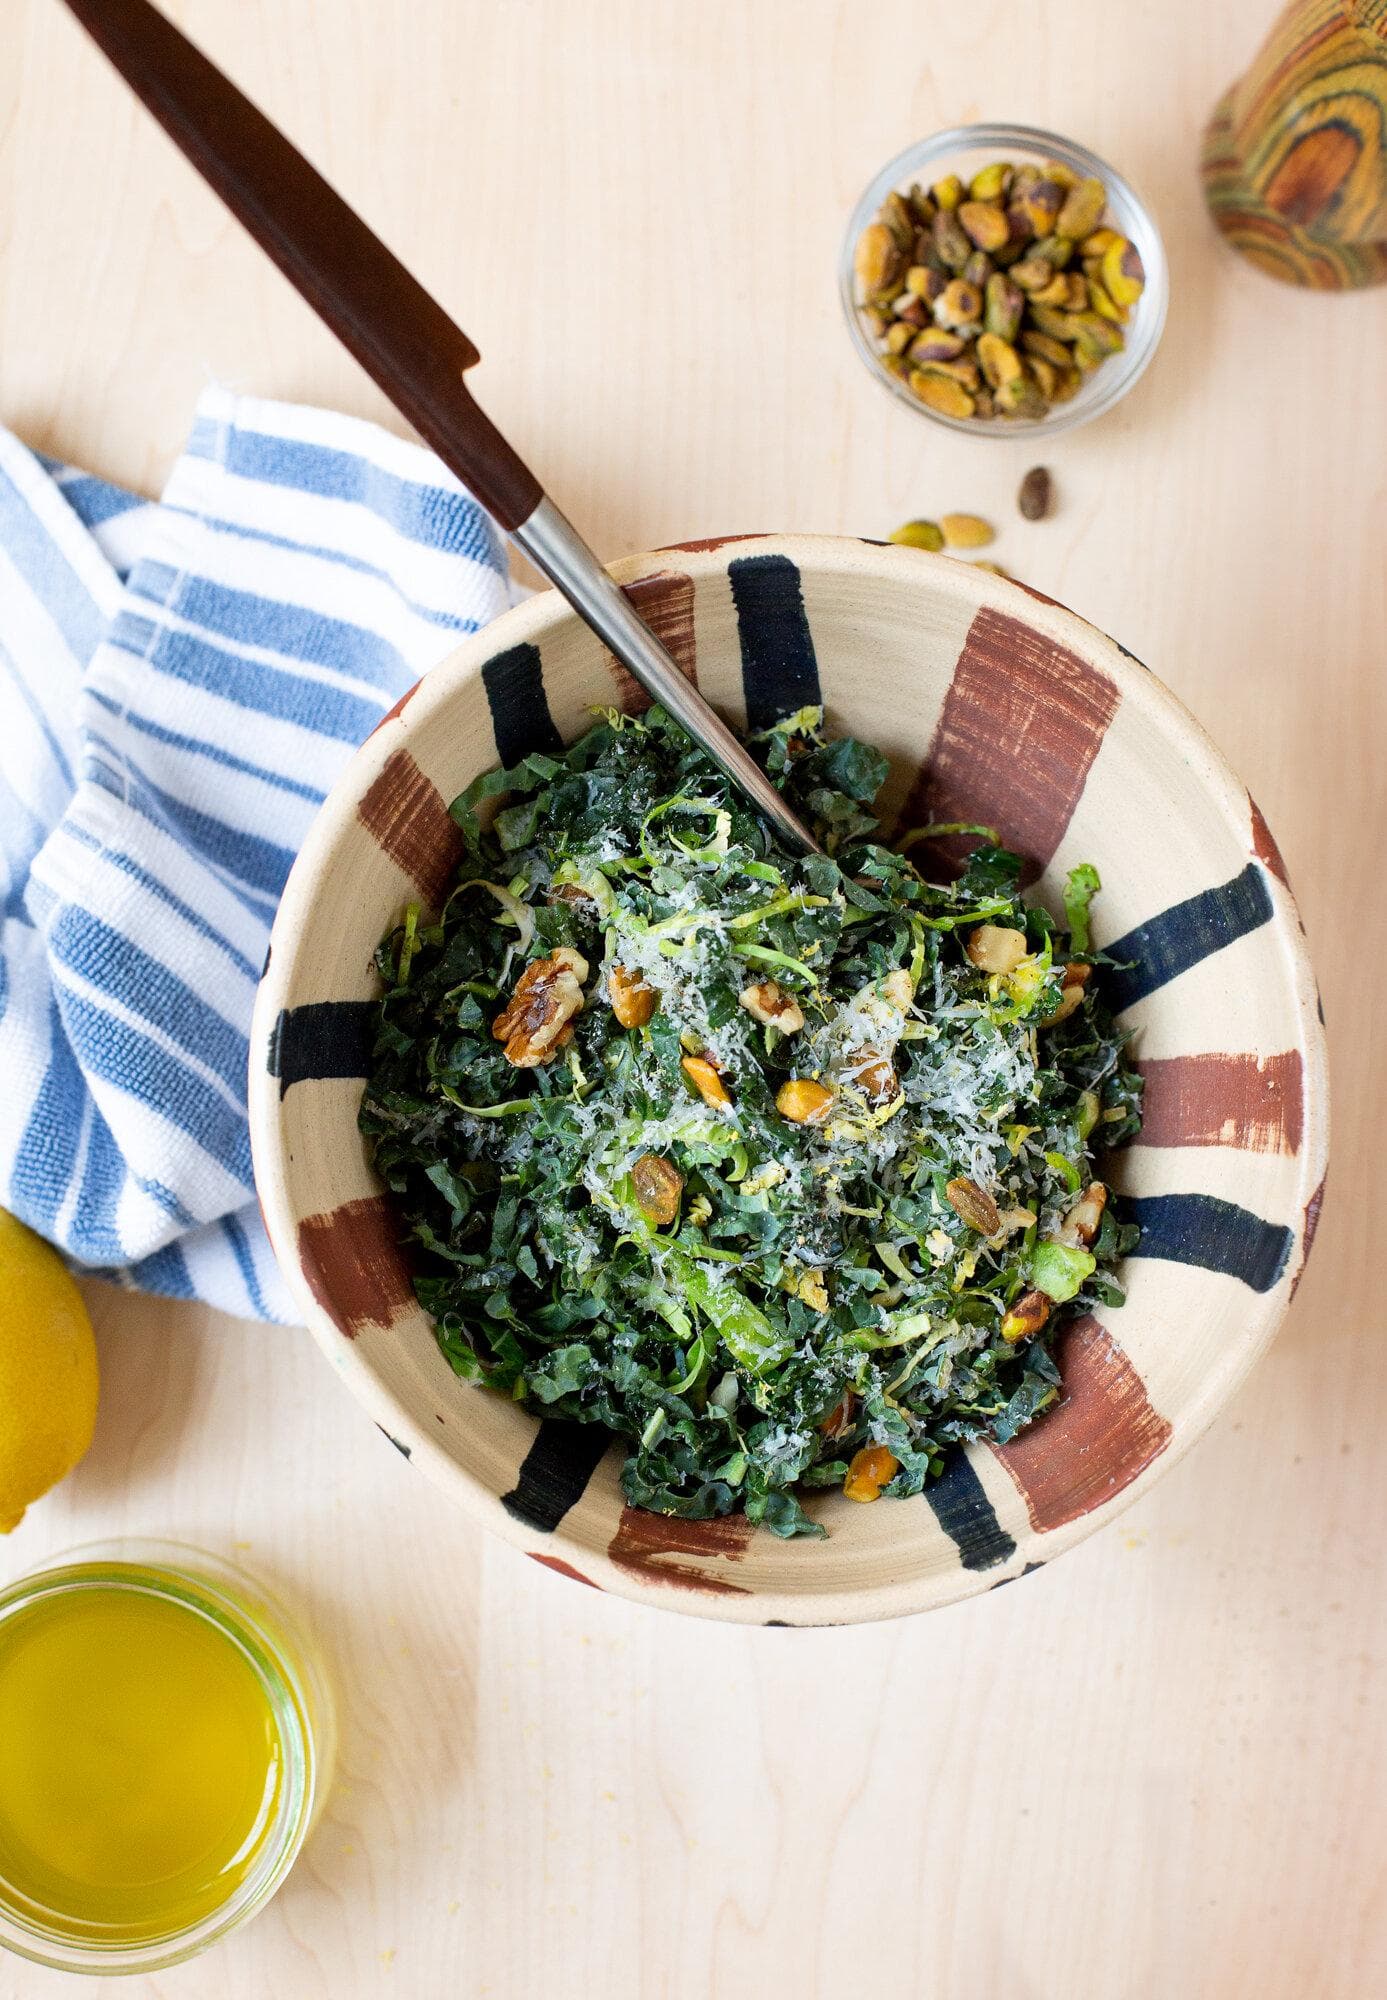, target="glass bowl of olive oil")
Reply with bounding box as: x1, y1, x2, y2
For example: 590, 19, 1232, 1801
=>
0, 1541, 333, 1975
